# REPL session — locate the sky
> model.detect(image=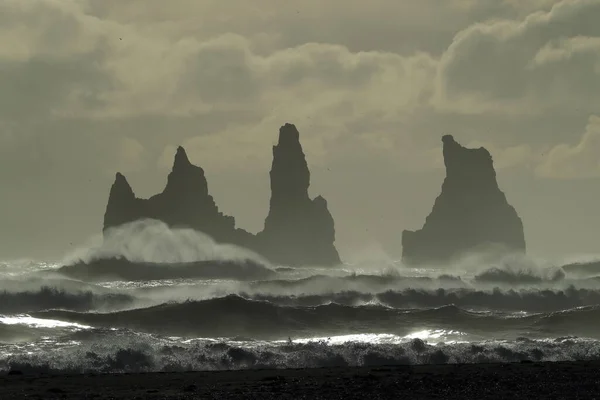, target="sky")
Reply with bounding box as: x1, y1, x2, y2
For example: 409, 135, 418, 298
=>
2, 0, 600, 262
